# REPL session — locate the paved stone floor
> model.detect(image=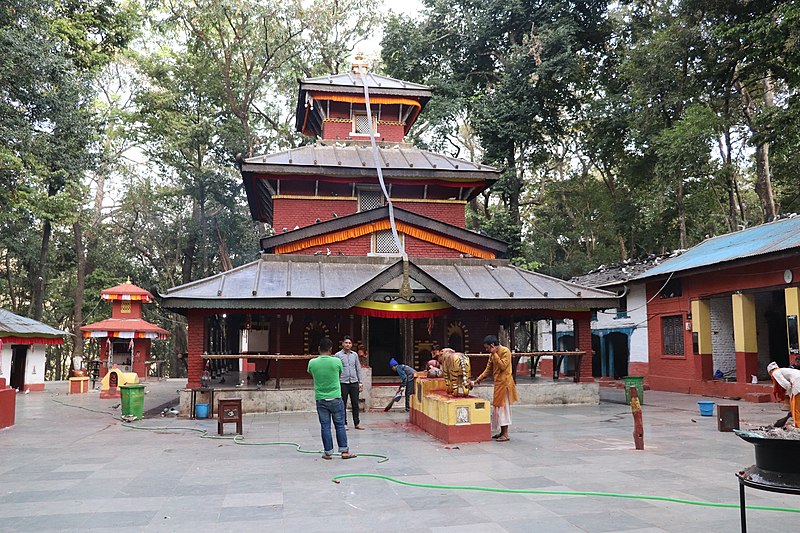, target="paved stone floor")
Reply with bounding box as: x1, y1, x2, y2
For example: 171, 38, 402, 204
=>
1, 379, 799, 532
